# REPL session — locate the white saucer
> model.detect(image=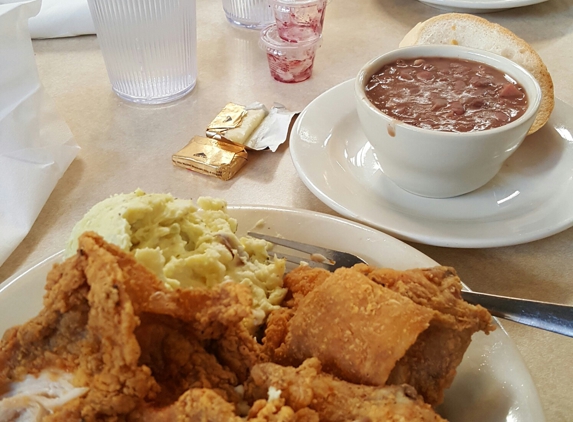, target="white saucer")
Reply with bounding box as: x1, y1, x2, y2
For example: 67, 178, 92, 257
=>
290, 79, 573, 248
417, 0, 547, 13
